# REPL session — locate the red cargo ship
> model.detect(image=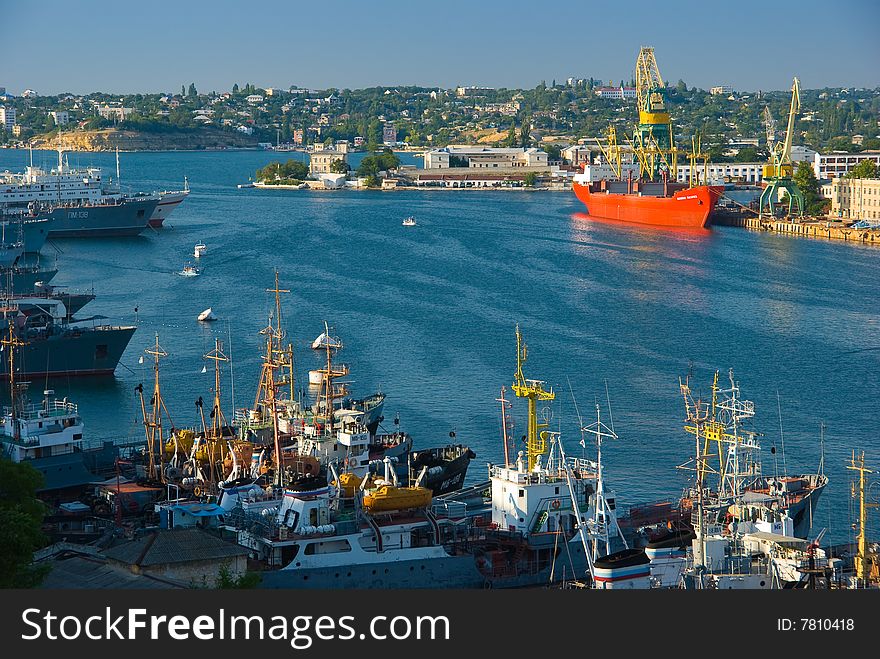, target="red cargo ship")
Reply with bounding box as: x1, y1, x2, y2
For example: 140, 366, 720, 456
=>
572, 176, 724, 229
